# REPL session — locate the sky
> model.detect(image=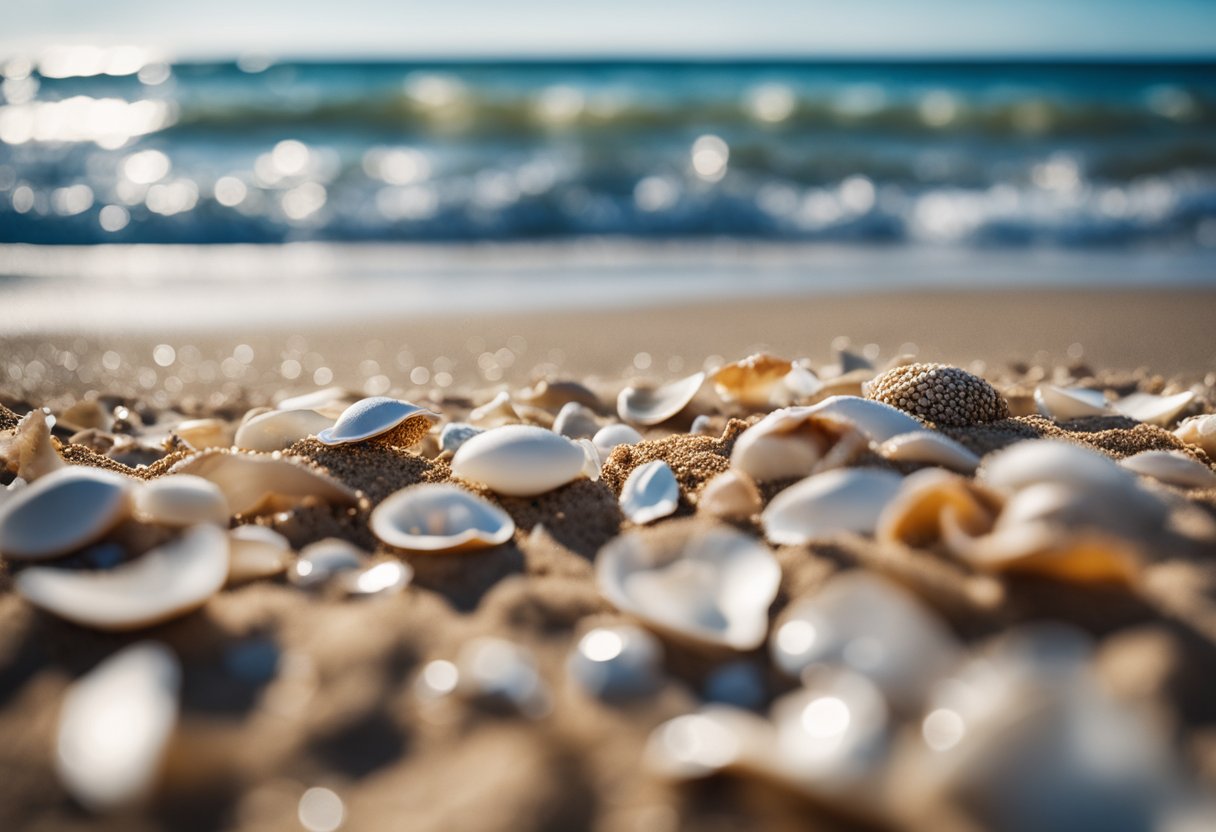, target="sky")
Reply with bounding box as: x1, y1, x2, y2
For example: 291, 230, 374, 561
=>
5, 0, 1216, 60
